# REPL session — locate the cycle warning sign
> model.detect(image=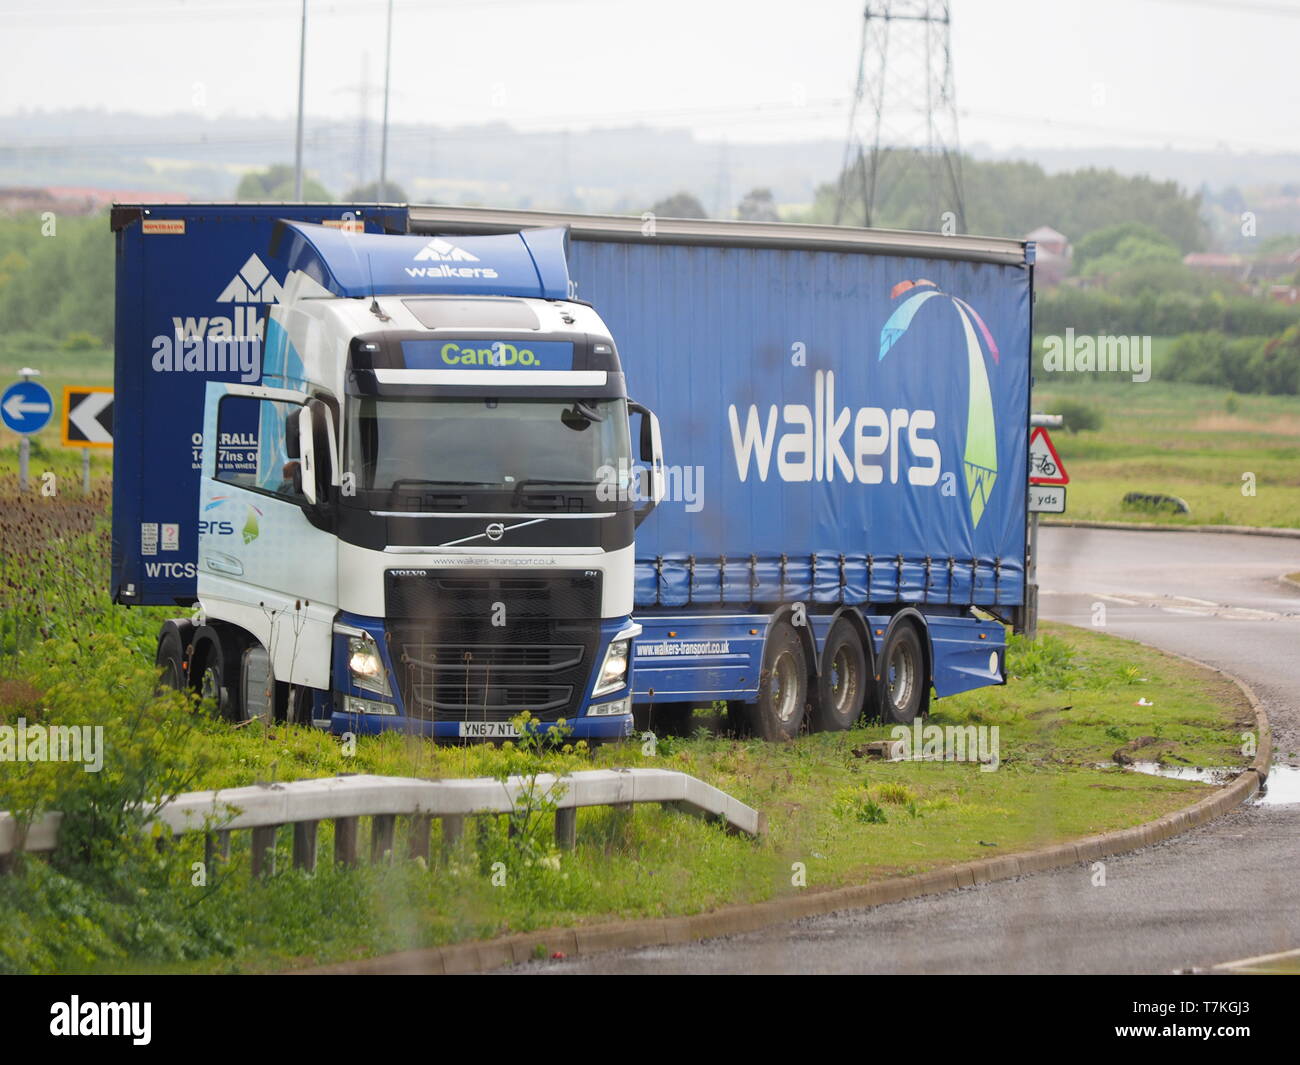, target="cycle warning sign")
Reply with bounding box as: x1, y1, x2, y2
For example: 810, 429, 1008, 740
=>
1028, 426, 1069, 485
